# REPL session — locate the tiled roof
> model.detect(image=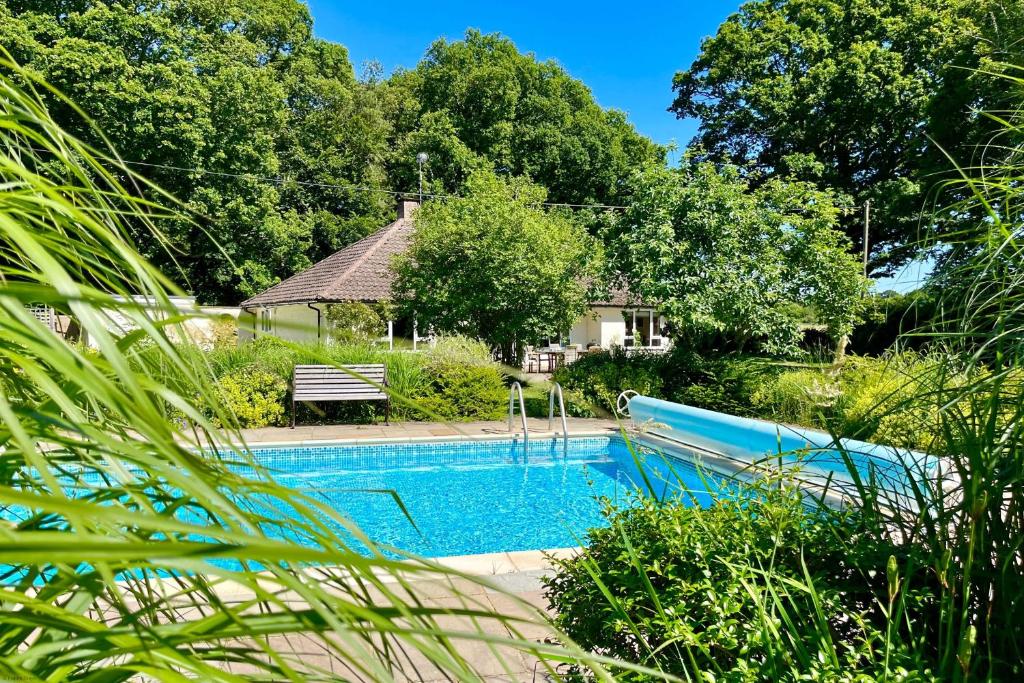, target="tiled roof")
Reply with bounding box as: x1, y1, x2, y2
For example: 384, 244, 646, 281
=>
241, 217, 414, 307
591, 284, 652, 308
241, 216, 658, 309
